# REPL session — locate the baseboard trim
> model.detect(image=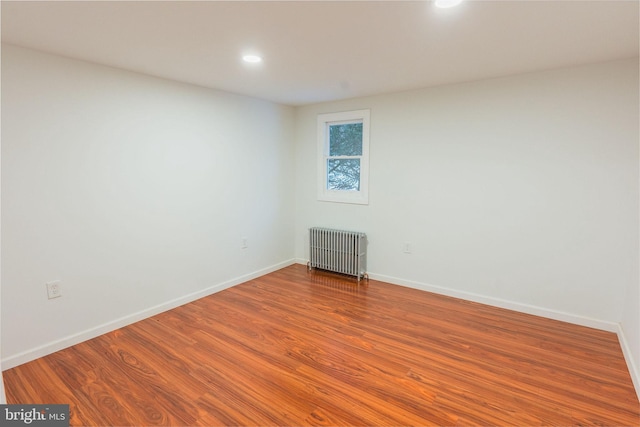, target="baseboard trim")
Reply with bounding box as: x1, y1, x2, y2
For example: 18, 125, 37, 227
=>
617, 323, 640, 401
368, 271, 618, 332
302, 261, 640, 401
2, 259, 296, 370
297, 260, 618, 332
